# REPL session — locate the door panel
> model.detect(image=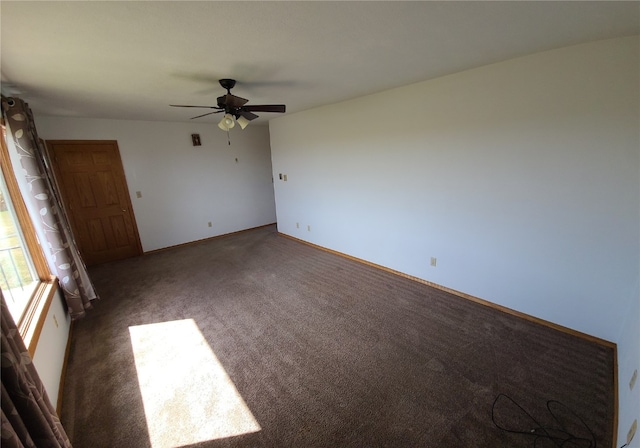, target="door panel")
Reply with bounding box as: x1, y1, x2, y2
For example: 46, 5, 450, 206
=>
47, 140, 142, 266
